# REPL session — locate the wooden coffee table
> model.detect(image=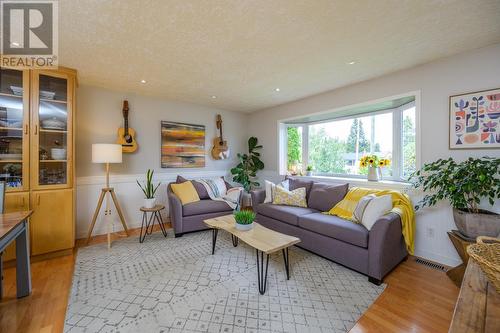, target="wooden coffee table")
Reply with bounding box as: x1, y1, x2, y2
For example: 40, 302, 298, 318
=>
204, 215, 300, 295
